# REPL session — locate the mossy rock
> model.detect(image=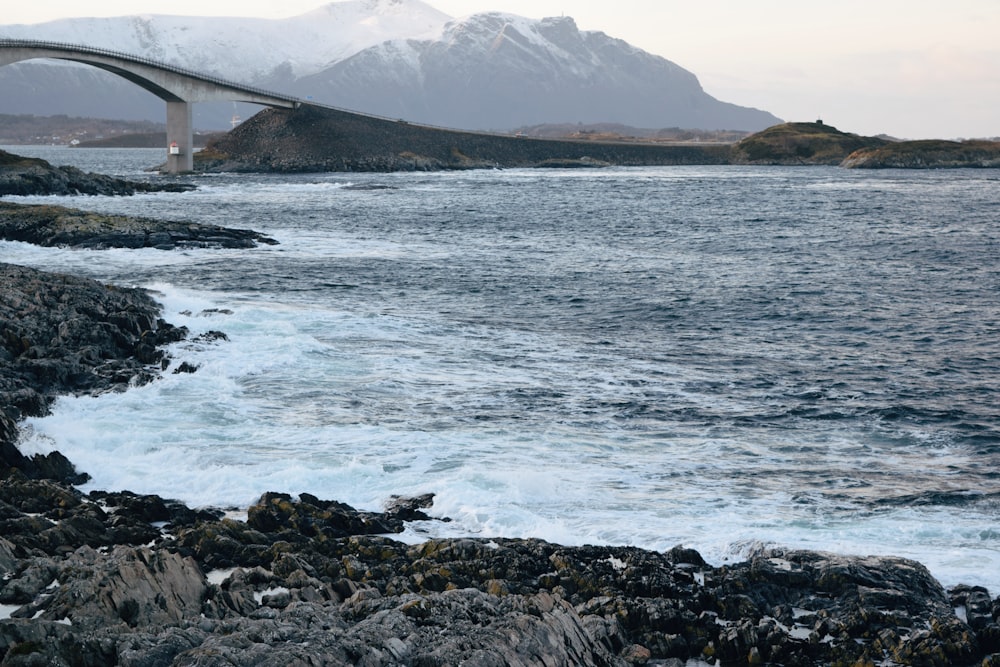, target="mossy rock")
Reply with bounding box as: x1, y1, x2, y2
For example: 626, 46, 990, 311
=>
843, 139, 1000, 168
731, 122, 888, 165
